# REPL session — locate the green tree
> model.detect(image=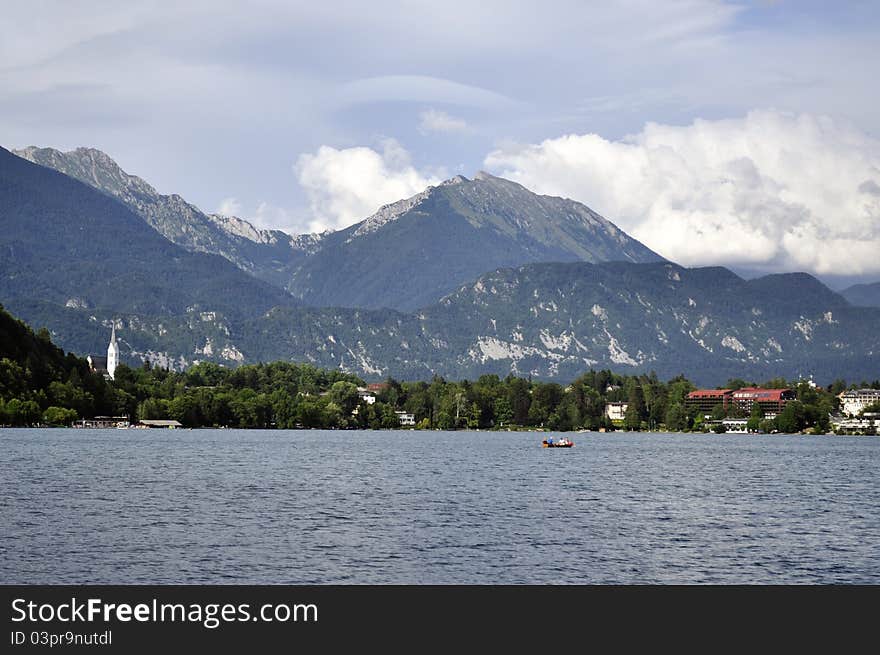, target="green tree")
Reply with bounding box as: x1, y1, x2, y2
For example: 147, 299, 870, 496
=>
169, 393, 203, 427
43, 406, 78, 426
625, 380, 646, 427
435, 410, 453, 430
493, 396, 514, 427
229, 389, 272, 428
776, 401, 806, 434
623, 403, 642, 431
759, 418, 777, 433
323, 401, 345, 429
506, 376, 531, 425
6, 399, 42, 426
138, 397, 170, 420
380, 404, 401, 429
664, 403, 687, 431
296, 399, 324, 428
329, 381, 360, 416
746, 402, 763, 432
